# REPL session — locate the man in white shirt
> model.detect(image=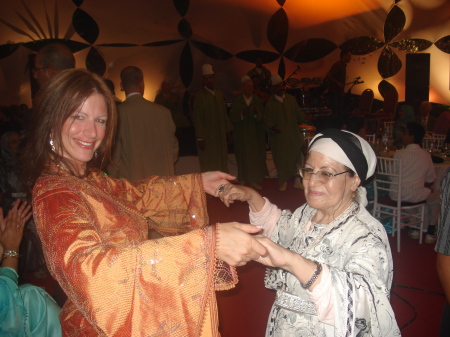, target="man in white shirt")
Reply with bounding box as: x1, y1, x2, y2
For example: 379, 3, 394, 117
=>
390, 122, 439, 242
